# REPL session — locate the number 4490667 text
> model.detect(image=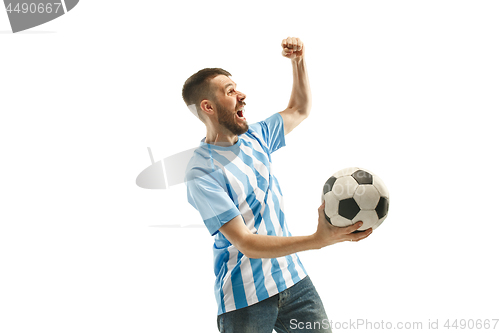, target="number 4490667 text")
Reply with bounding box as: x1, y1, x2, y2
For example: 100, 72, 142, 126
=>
6, 3, 62, 14
444, 319, 498, 330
